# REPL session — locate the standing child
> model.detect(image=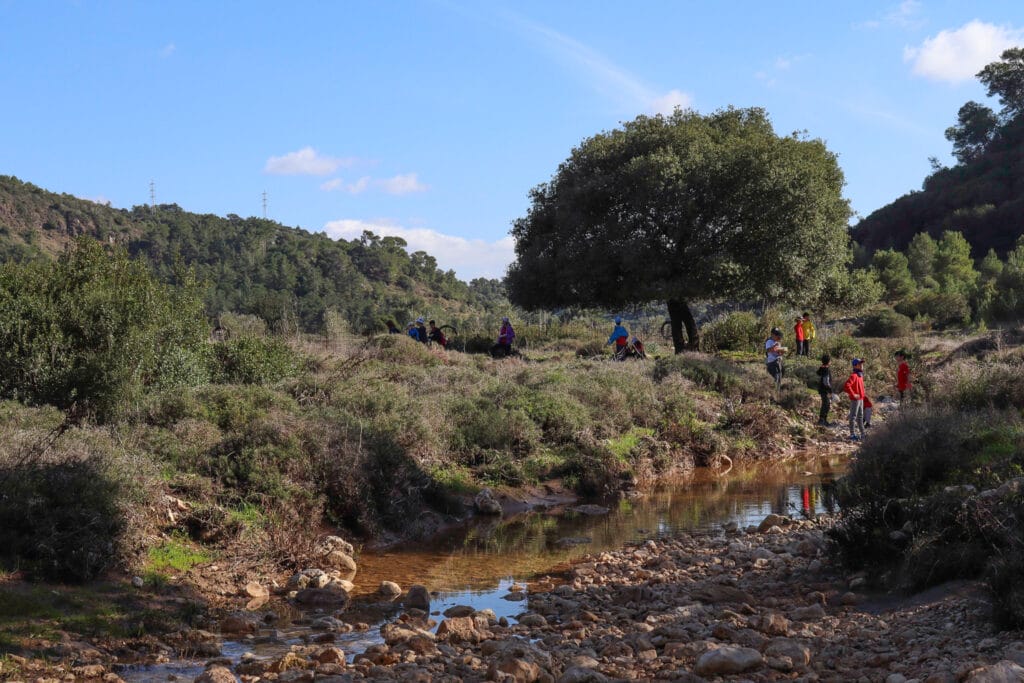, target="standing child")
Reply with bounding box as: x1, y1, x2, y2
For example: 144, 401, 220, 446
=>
844, 358, 867, 441
802, 313, 816, 356
816, 354, 834, 426
793, 317, 806, 356
896, 350, 912, 404
765, 327, 786, 393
